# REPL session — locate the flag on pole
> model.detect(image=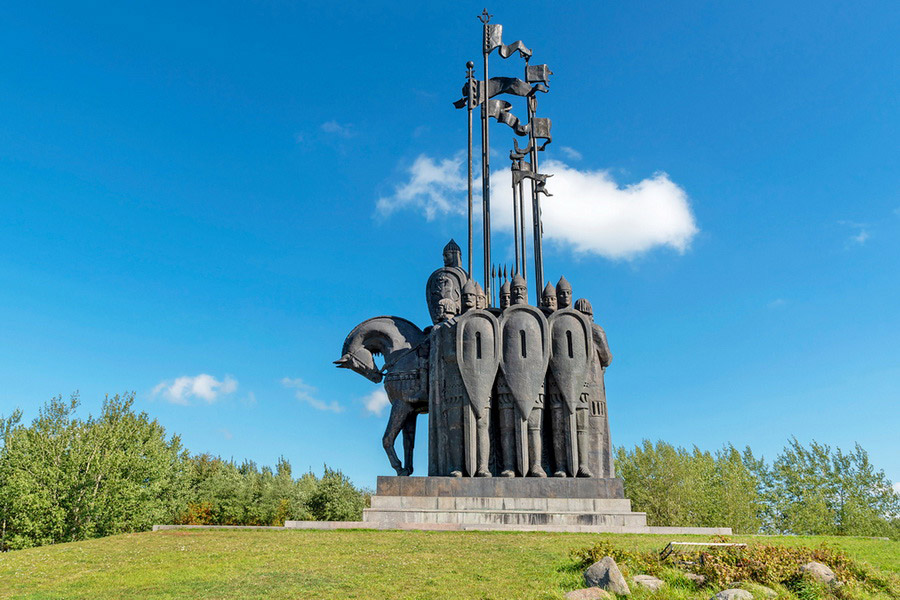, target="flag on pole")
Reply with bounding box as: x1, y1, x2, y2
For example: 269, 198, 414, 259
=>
526, 64, 553, 85
487, 99, 529, 136
453, 77, 547, 109
483, 23, 532, 59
